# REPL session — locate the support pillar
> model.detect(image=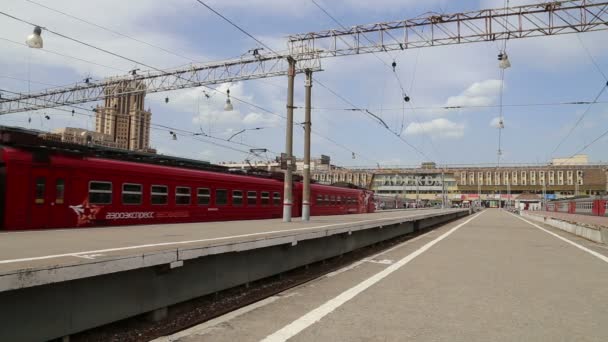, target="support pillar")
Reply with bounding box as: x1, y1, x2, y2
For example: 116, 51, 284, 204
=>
302, 69, 313, 221
283, 57, 296, 222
